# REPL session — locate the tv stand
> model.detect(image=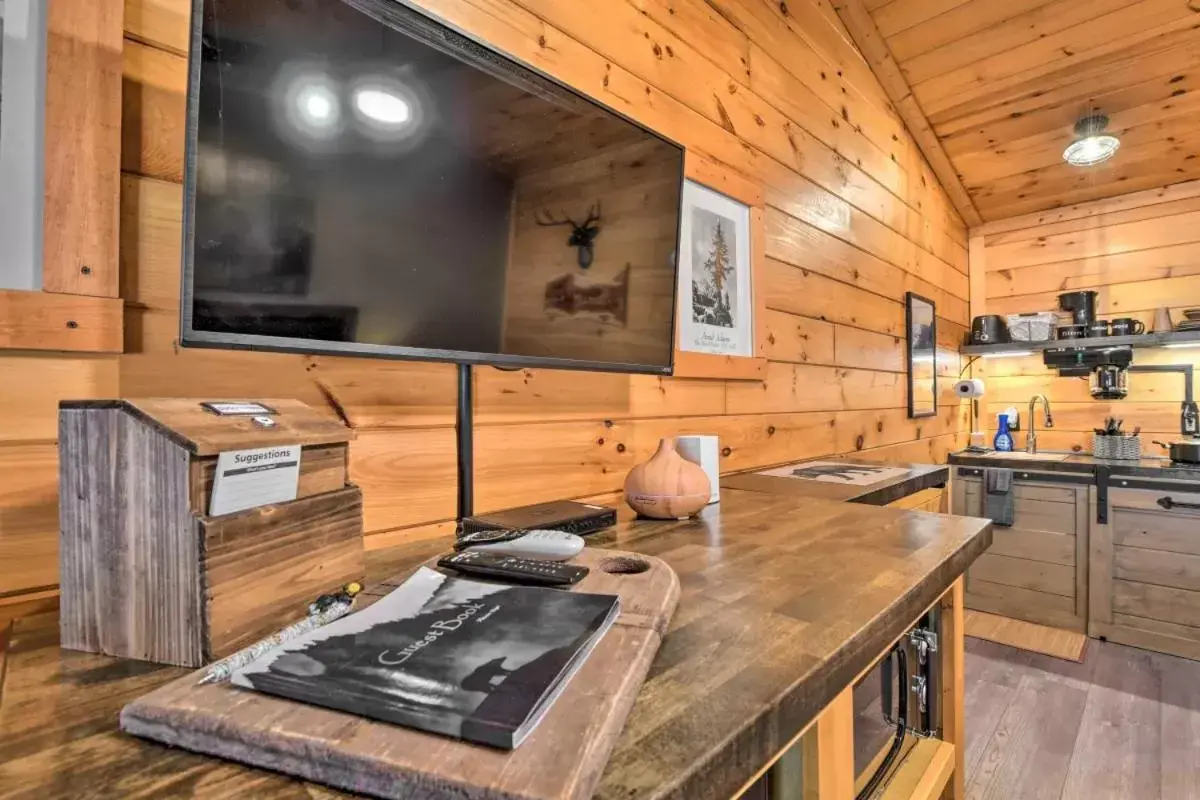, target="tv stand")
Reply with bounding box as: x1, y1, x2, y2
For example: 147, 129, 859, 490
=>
456, 362, 474, 522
